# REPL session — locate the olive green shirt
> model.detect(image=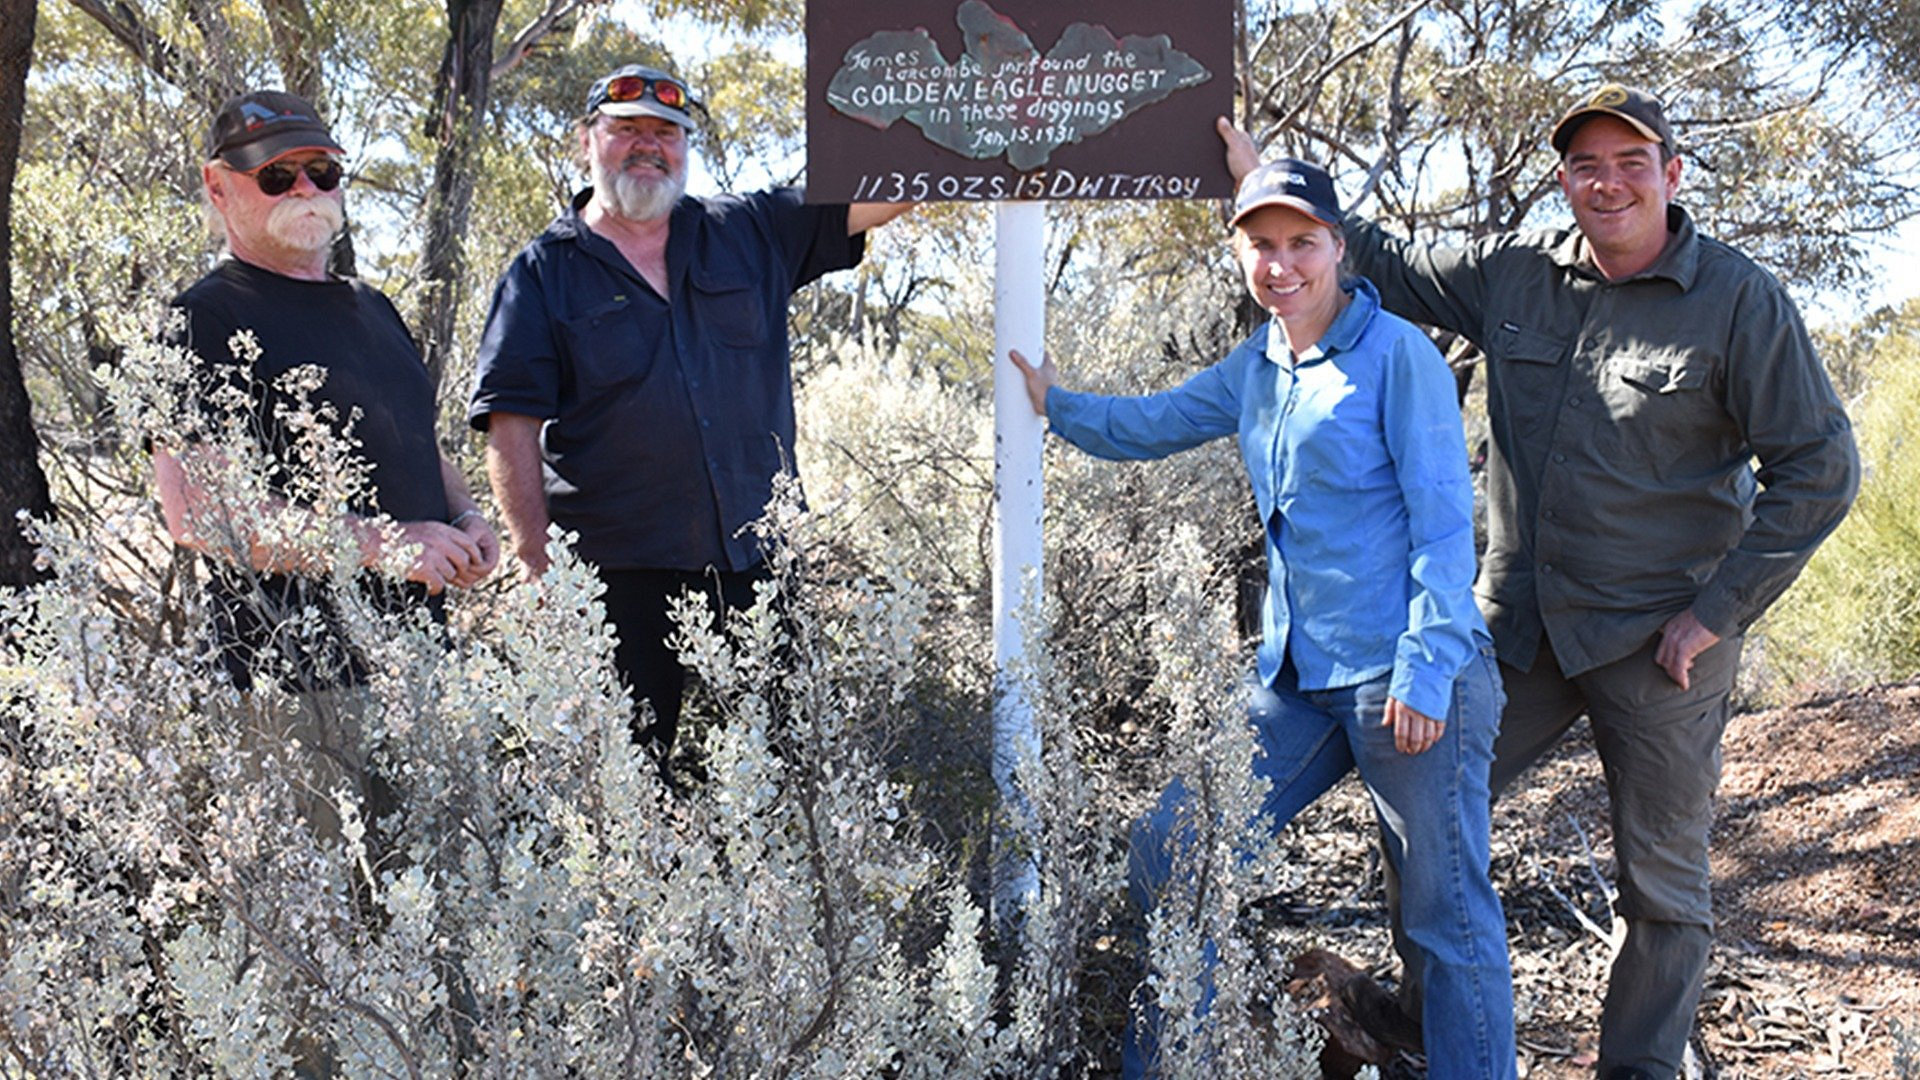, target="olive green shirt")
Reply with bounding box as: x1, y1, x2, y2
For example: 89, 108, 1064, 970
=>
1347, 205, 1858, 676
